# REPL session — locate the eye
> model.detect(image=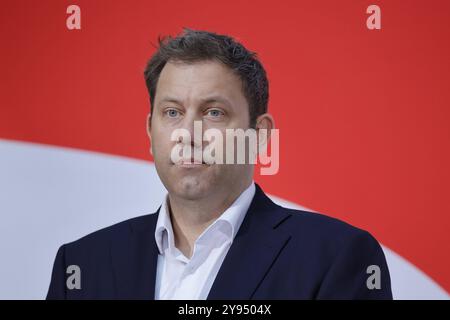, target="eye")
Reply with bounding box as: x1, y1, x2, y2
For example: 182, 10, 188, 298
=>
165, 109, 180, 118
206, 109, 224, 118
